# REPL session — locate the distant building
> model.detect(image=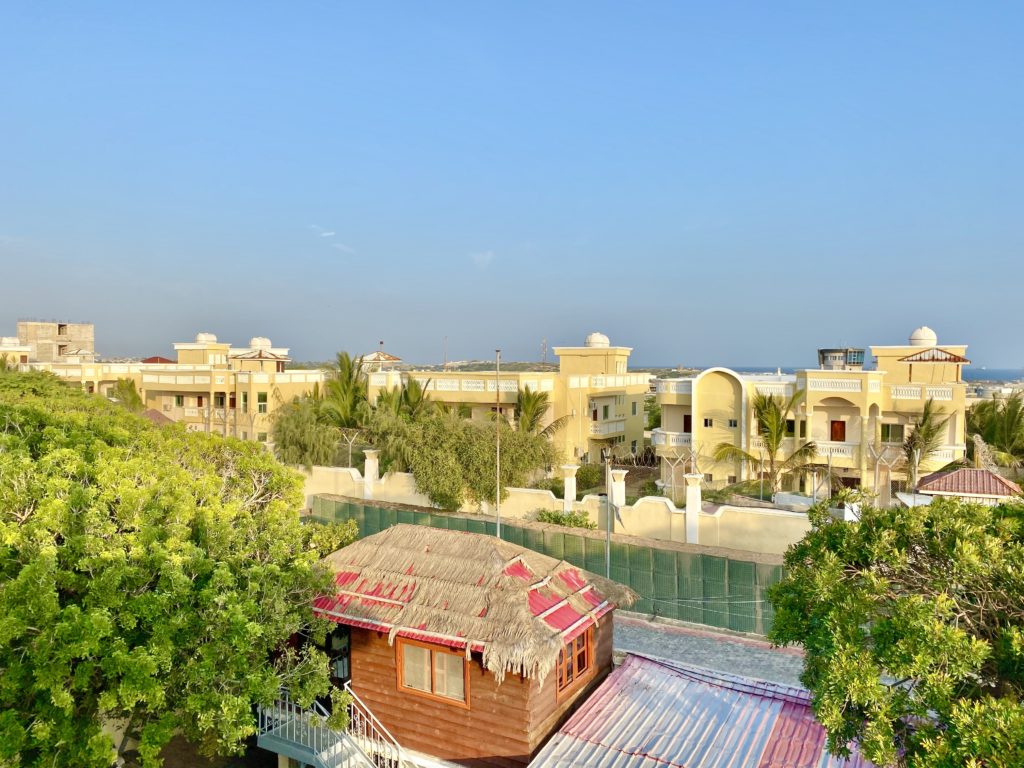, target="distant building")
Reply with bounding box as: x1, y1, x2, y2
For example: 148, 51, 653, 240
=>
16, 320, 95, 363
366, 332, 653, 464
653, 326, 970, 503
531, 653, 873, 768
915, 467, 1021, 506
257, 524, 635, 767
